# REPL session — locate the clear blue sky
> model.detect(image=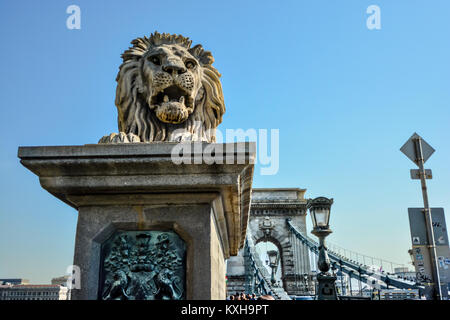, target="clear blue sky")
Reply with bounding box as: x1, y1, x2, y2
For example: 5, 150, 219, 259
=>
0, 0, 449, 283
